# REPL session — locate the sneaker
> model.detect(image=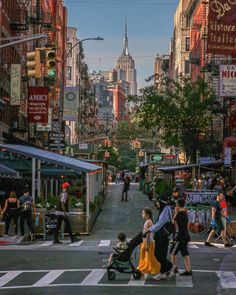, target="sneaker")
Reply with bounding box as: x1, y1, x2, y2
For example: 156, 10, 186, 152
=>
153, 273, 167, 280
205, 241, 214, 247
179, 271, 193, 276
224, 243, 233, 248
168, 265, 177, 278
